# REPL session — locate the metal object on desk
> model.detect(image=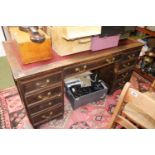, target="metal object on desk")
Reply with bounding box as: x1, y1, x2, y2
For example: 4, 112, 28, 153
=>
19, 26, 45, 43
